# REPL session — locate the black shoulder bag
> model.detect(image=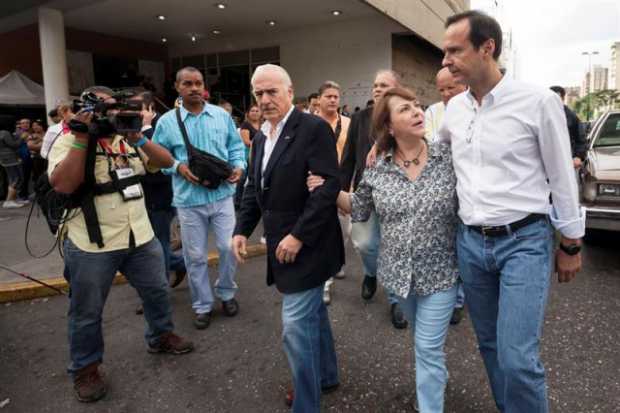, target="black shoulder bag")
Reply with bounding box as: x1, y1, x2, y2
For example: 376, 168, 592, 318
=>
175, 108, 233, 189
